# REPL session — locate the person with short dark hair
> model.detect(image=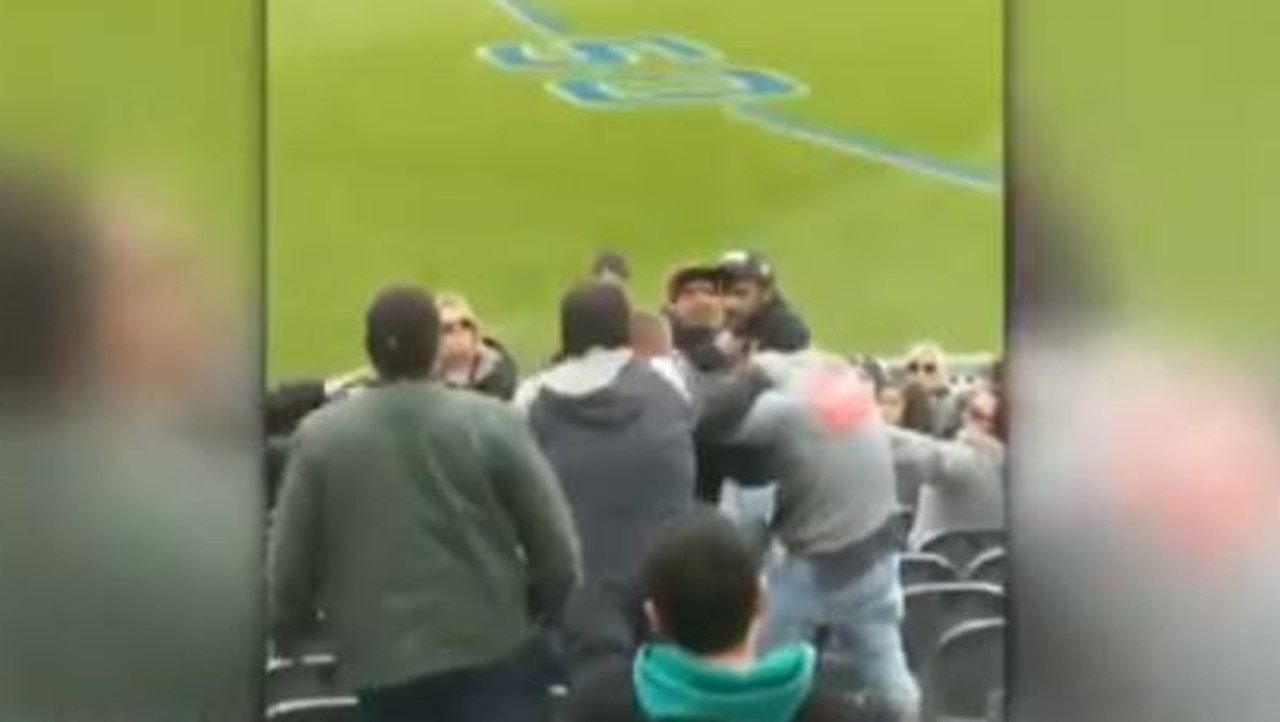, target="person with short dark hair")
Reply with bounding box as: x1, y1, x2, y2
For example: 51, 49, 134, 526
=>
516, 281, 697, 683
568, 511, 889, 722
270, 285, 581, 722
592, 249, 632, 286
717, 250, 810, 356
